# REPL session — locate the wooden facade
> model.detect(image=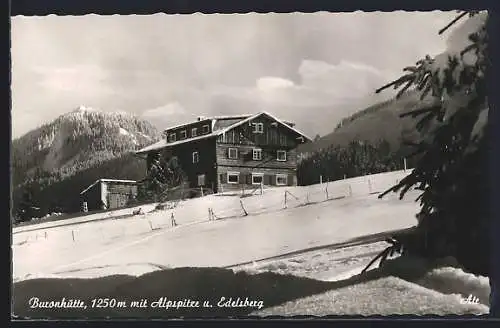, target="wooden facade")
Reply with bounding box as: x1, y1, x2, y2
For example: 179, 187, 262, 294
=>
137, 112, 311, 194
80, 179, 138, 211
